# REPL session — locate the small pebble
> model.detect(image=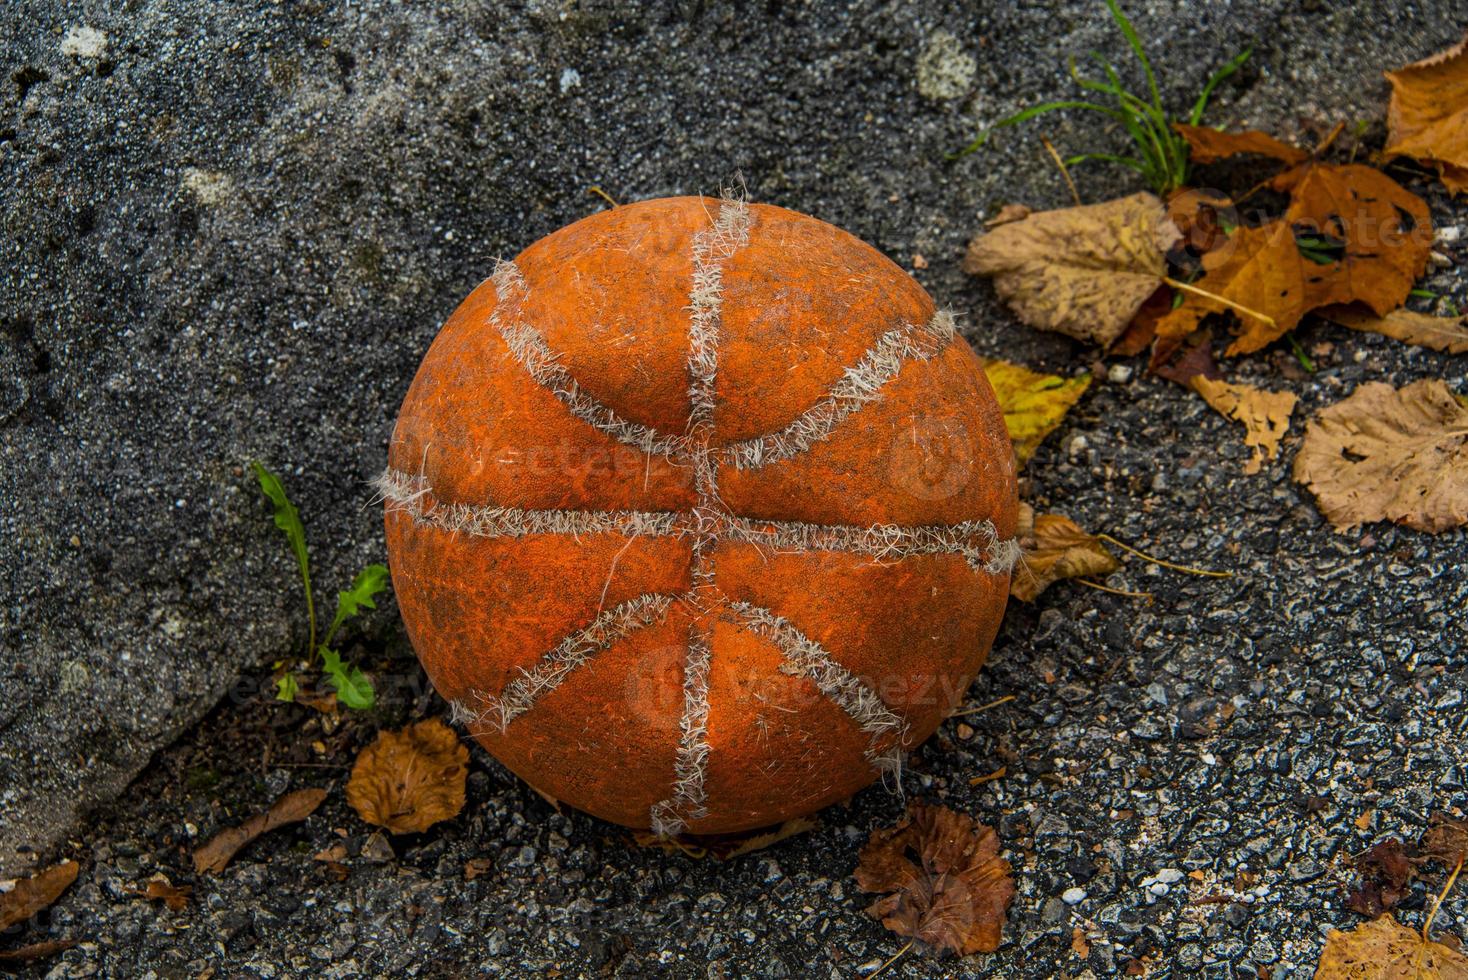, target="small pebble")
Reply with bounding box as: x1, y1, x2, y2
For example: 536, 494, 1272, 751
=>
1062, 887, 1087, 905
1107, 364, 1134, 384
